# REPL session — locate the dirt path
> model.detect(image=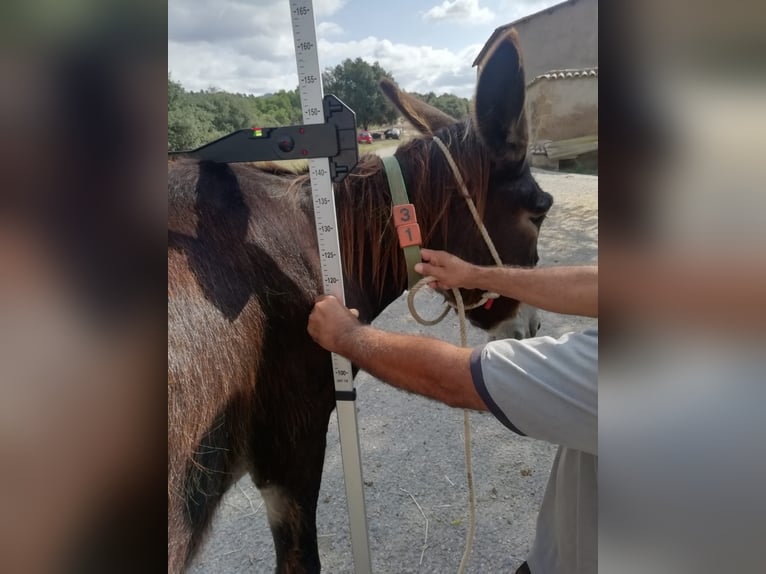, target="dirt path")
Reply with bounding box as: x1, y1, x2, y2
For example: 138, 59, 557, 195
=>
189, 169, 597, 573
